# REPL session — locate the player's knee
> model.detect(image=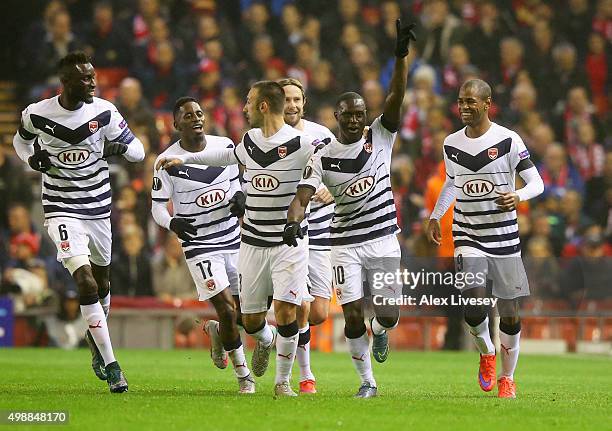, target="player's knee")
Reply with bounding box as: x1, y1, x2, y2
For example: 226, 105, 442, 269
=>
73, 266, 98, 299
376, 314, 399, 329
277, 320, 299, 338
463, 304, 487, 326
308, 312, 326, 326
344, 322, 367, 339
499, 317, 521, 334
242, 315, 265, 334
216, 303, 236, 325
